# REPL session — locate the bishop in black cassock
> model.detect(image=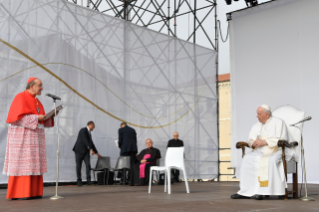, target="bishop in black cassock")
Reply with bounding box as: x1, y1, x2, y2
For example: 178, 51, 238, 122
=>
130, 139, 161, 186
